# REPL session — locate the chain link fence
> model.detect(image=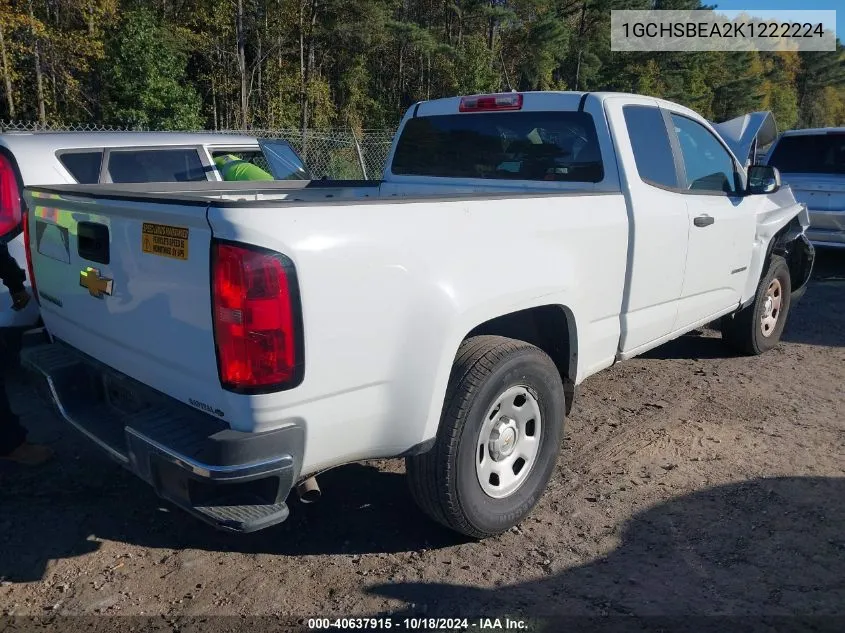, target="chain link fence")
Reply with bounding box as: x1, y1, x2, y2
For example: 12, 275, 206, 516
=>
0, 120, 133, 133
0, 121, 396, 180
233, 128, 396, 180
